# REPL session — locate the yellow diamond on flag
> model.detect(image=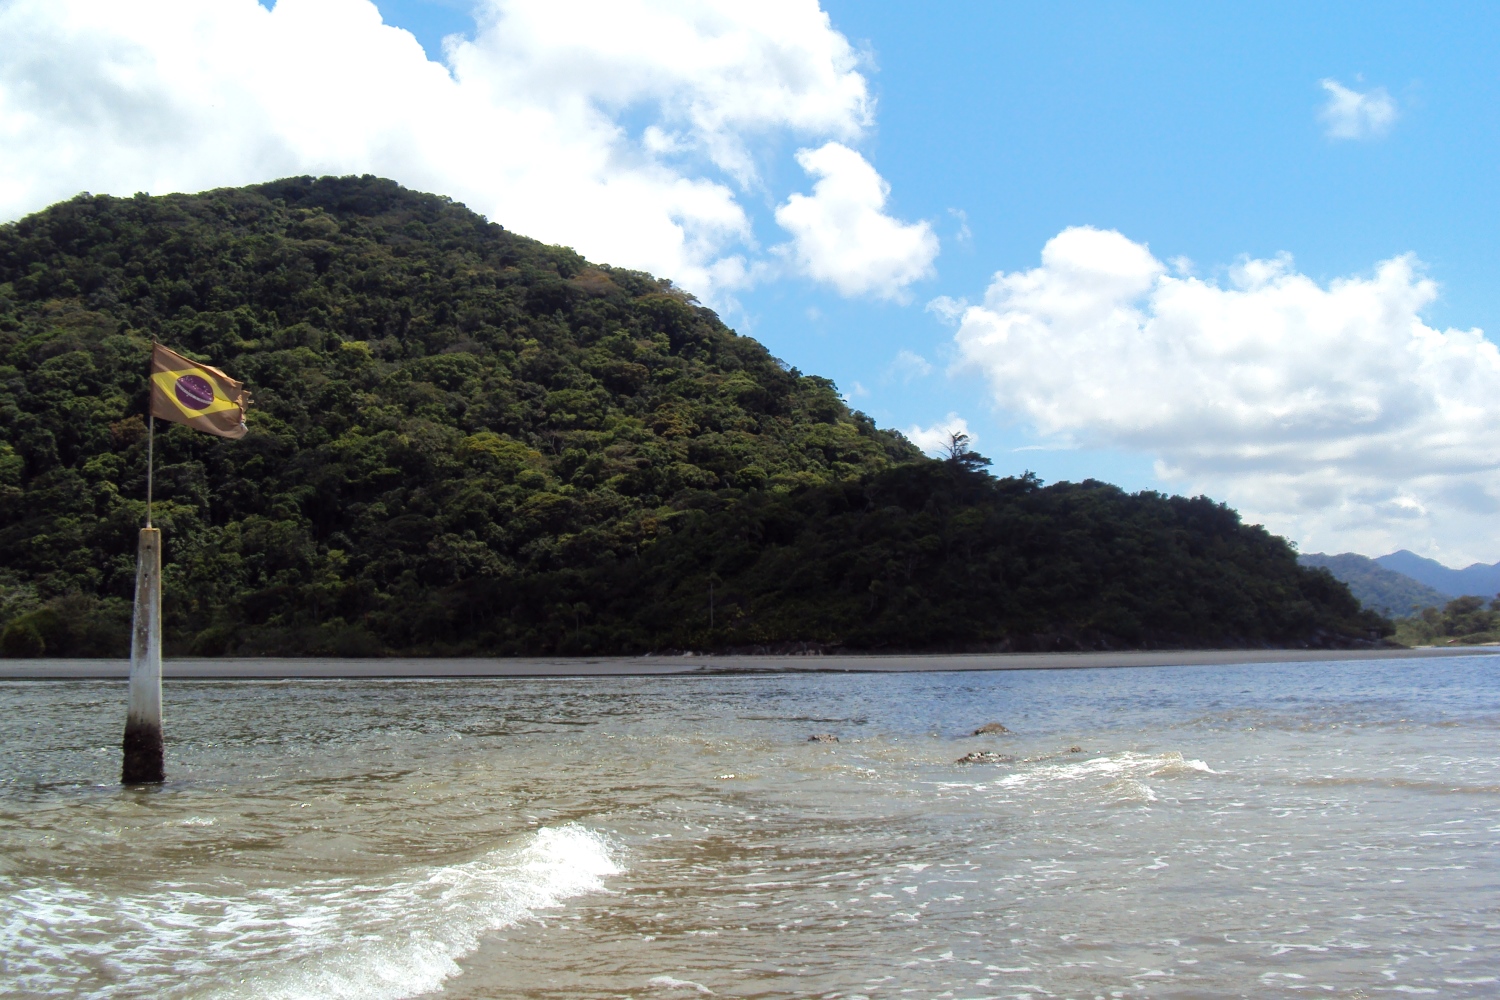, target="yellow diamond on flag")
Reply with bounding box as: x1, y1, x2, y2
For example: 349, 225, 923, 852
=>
148, 344, 251, 439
